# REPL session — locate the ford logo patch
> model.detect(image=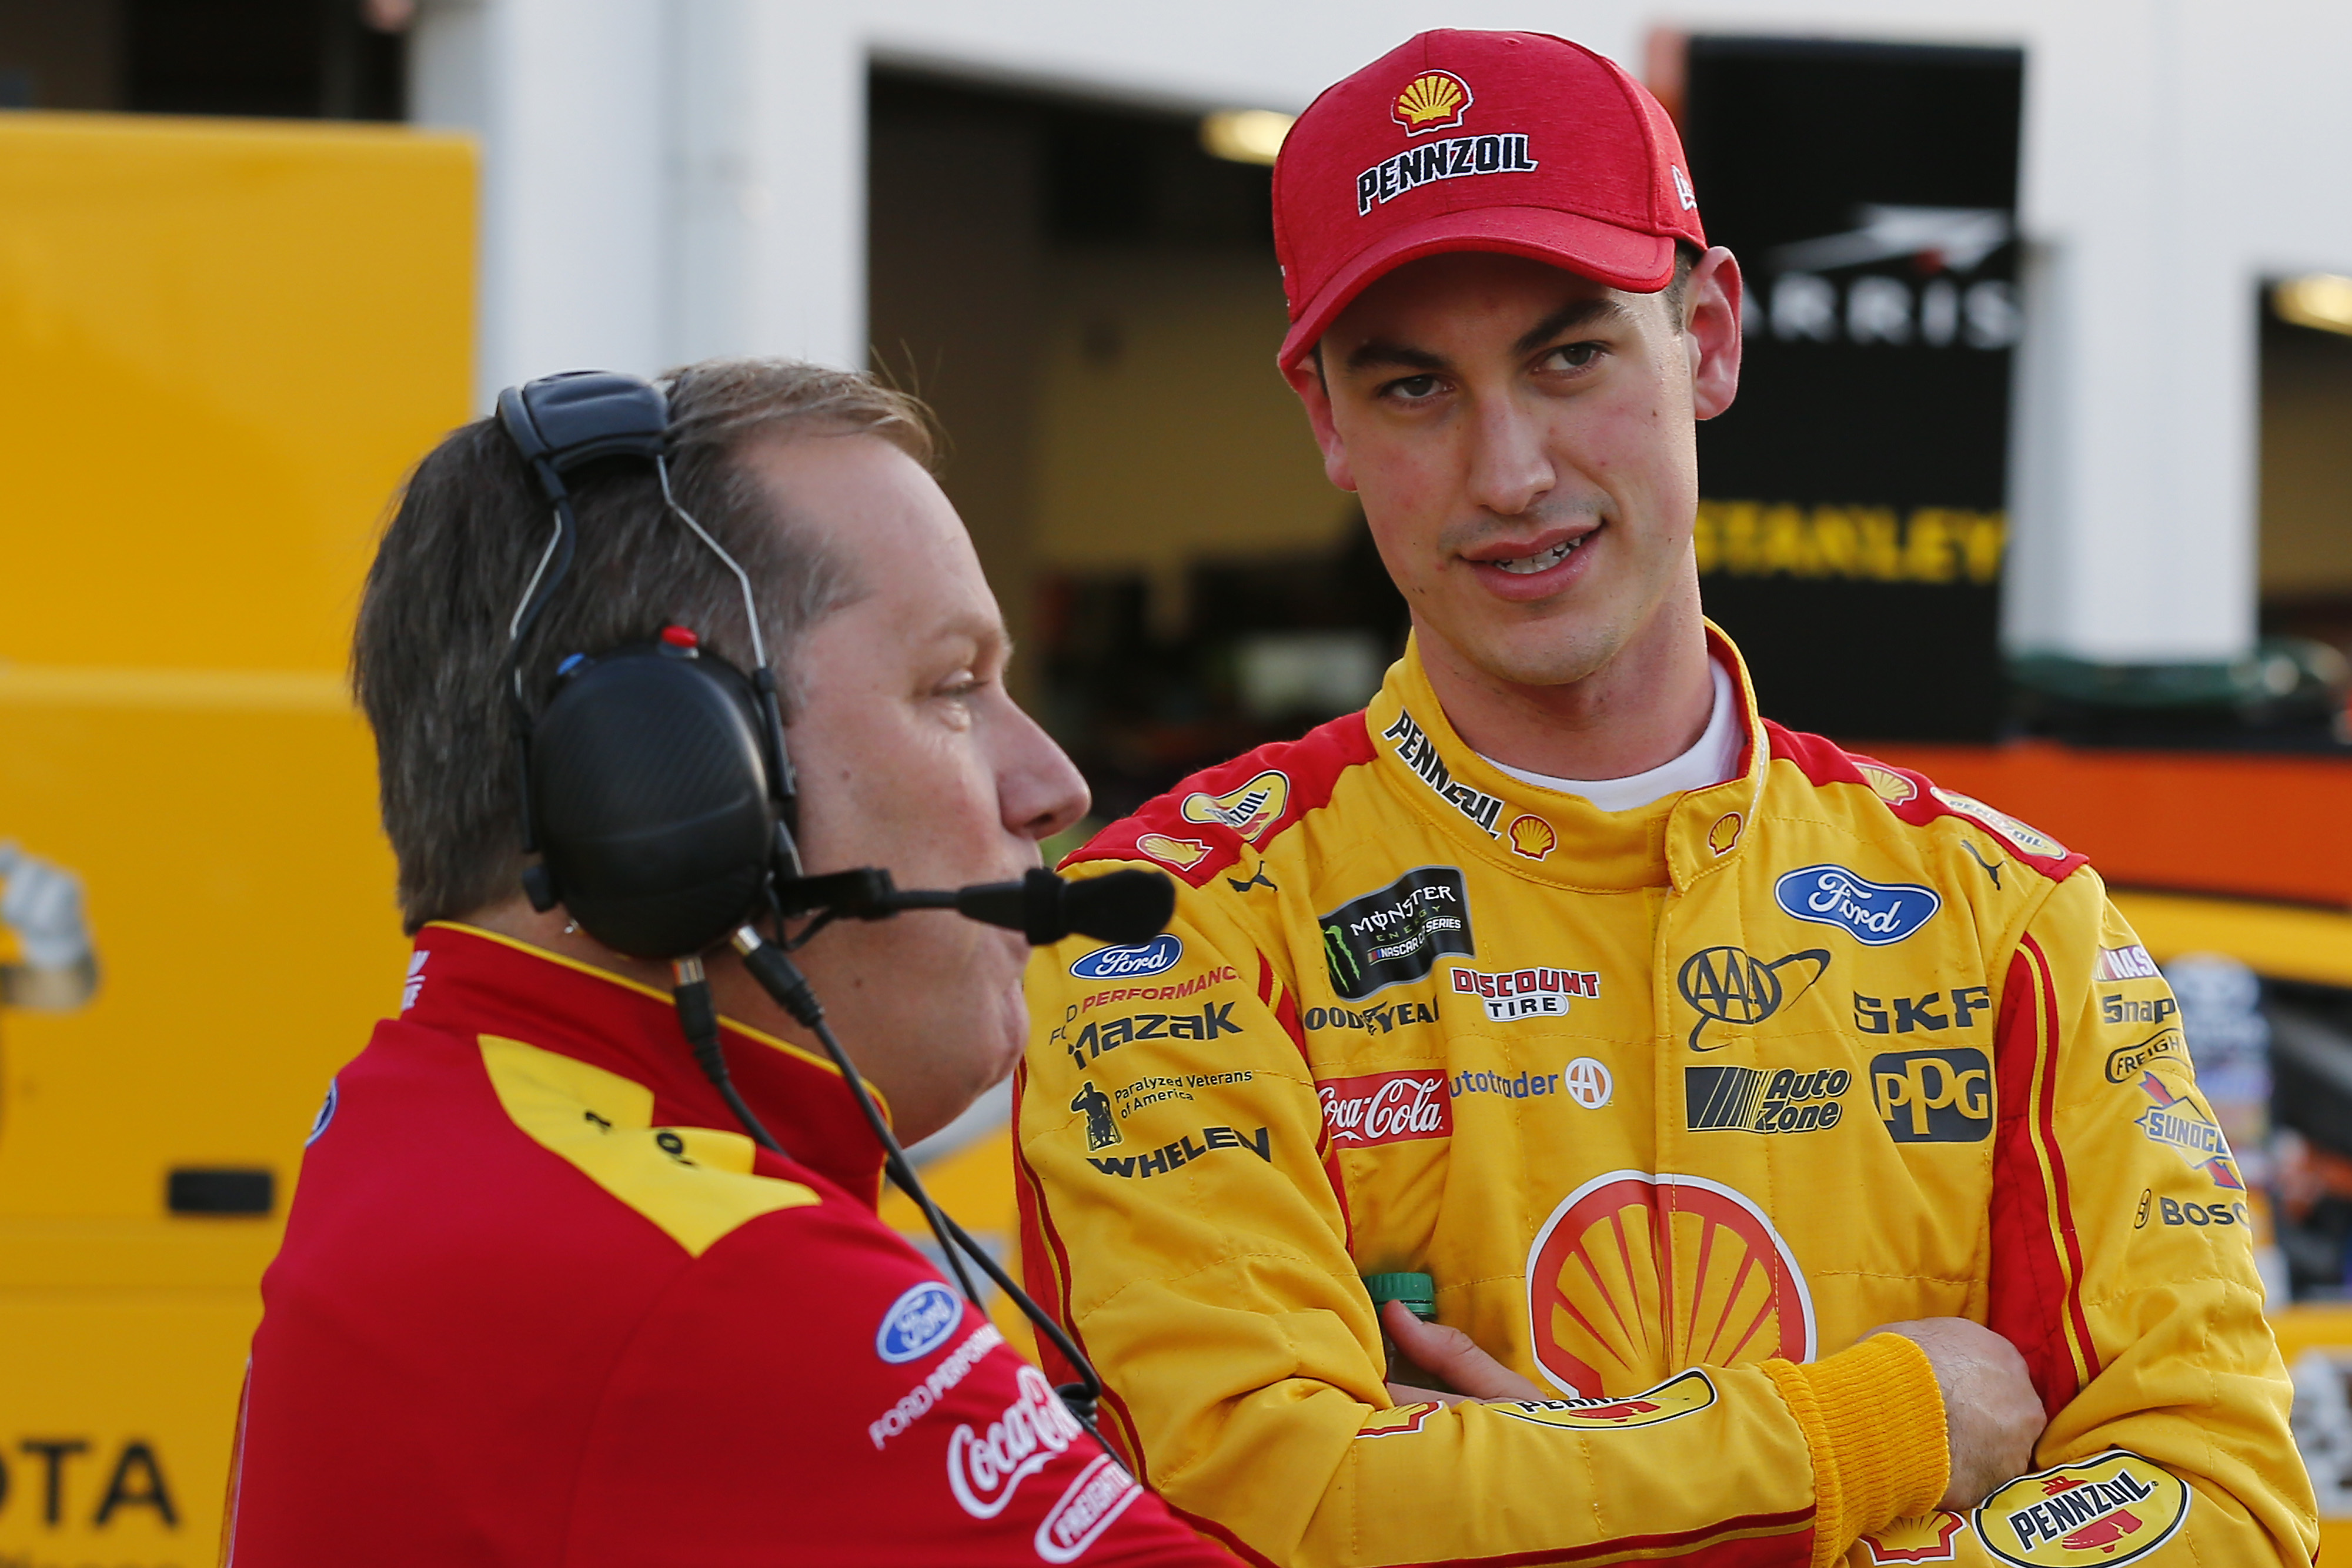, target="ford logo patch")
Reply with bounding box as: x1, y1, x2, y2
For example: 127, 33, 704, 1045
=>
1070, 933, 1182, 980
1773, 864, 1940, 947
876, 1281, 963, 1364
